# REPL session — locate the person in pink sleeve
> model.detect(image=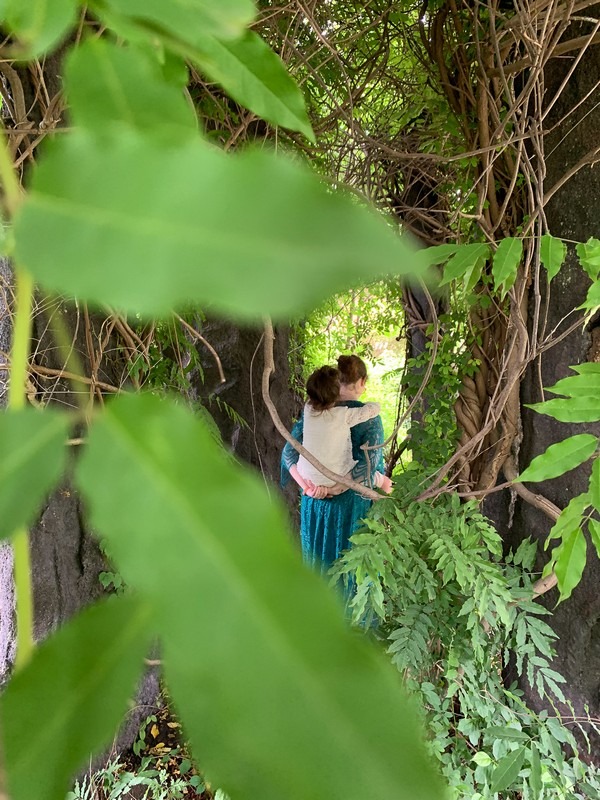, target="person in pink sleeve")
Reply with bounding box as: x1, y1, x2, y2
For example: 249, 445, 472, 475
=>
289, 365, 390, 499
